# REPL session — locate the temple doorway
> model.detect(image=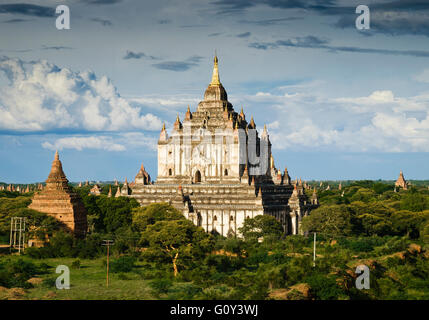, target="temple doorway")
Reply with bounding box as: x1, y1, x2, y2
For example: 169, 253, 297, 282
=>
195, 170, 201, 183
